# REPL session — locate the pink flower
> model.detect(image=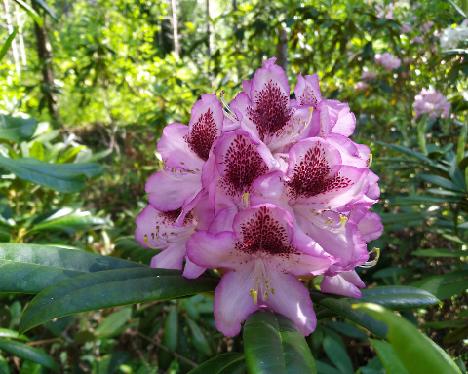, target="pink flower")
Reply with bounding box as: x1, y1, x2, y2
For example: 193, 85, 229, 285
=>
361, 69, 376, 81
421, 21, 434, 33
355, 81, 369, 92
413, 88, 450, 119
375, 53, 401, 71
187, 205, 333, 336
401, 23, 412, 34
136, 57, 382, 337
412, 36, 424, 44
